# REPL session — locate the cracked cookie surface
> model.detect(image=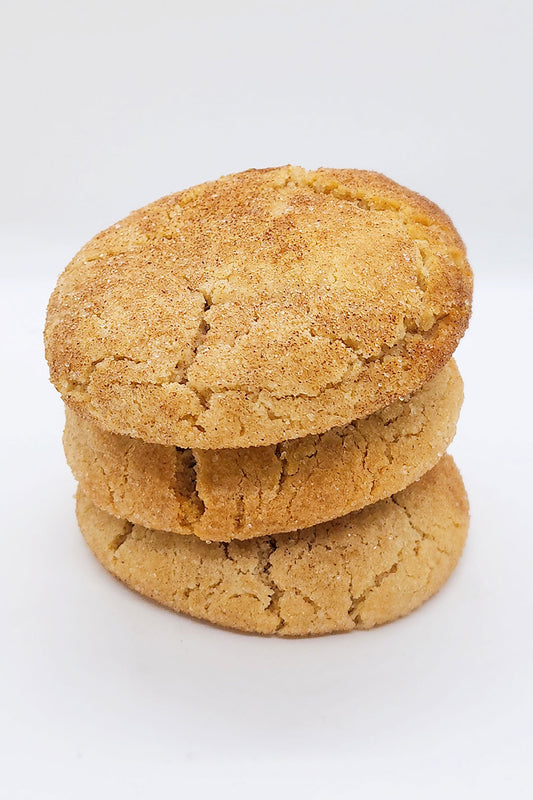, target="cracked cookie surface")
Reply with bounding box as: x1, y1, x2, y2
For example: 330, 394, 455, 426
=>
76, 456, 468, 636
45, 166, 472, 449
65, 359, 462, 541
